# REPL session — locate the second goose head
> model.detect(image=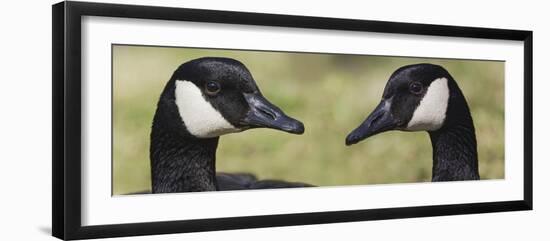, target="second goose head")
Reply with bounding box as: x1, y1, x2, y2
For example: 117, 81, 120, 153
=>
345, 63, 479, 181
346, 63, 457, 144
